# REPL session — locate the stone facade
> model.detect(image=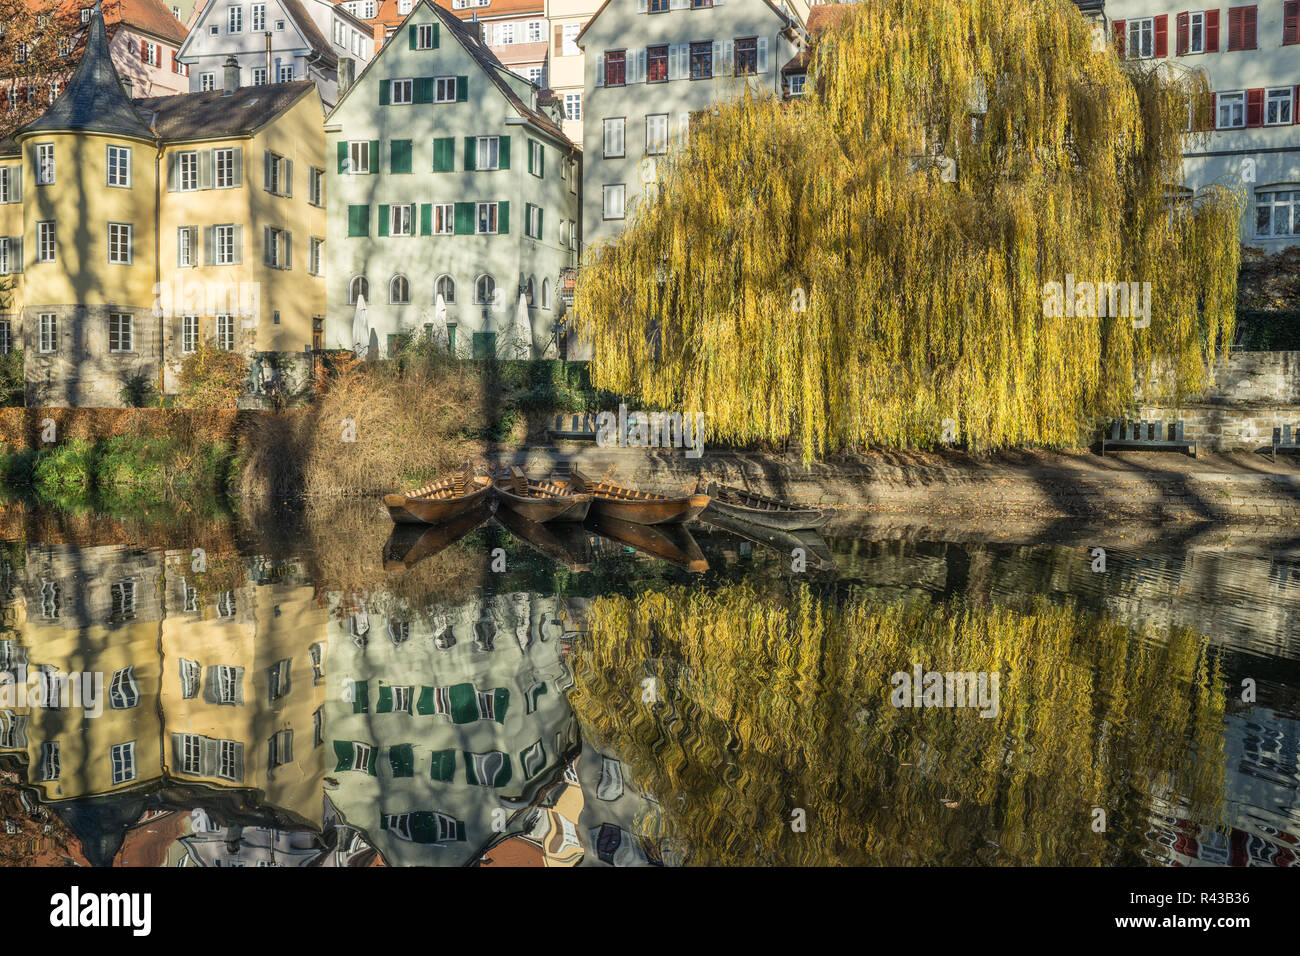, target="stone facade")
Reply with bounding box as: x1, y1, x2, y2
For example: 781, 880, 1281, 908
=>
23, 305, 161, 407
